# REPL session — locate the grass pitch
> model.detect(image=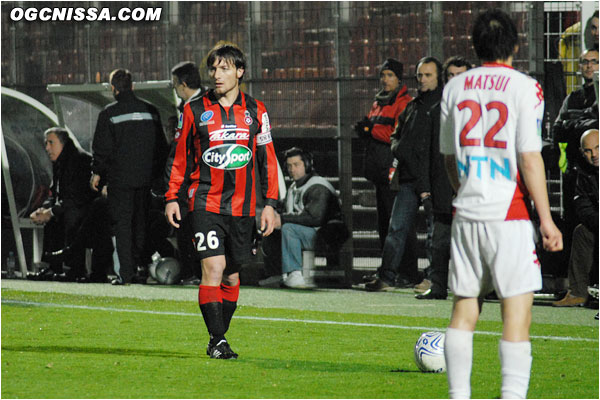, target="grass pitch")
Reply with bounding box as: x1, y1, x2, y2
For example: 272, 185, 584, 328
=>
1, 281, 598, 399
